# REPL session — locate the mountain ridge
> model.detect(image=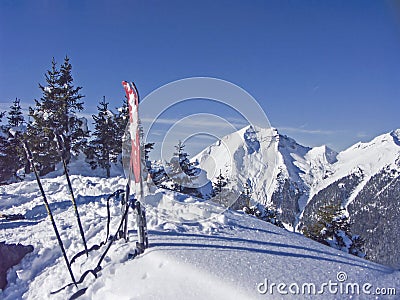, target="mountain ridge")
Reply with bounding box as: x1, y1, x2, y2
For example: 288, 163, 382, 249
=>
193, 125, 400, 267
